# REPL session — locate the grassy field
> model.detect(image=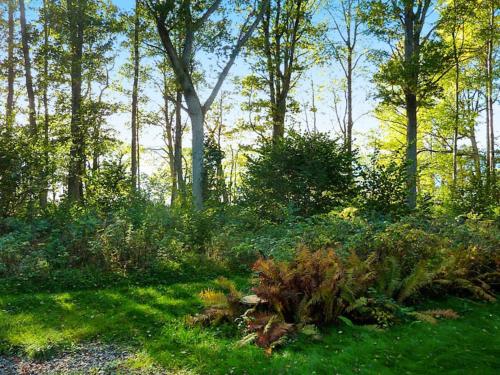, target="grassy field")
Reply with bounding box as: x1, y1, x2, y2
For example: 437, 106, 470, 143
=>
0, 277, 498, 374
